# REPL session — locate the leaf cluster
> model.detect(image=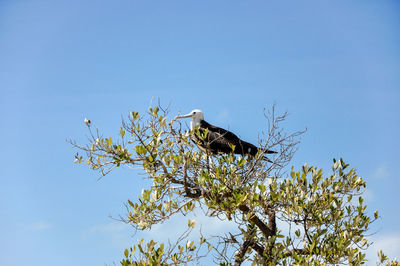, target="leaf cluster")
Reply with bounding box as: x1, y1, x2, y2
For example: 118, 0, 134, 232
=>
70, 105, 390, 265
